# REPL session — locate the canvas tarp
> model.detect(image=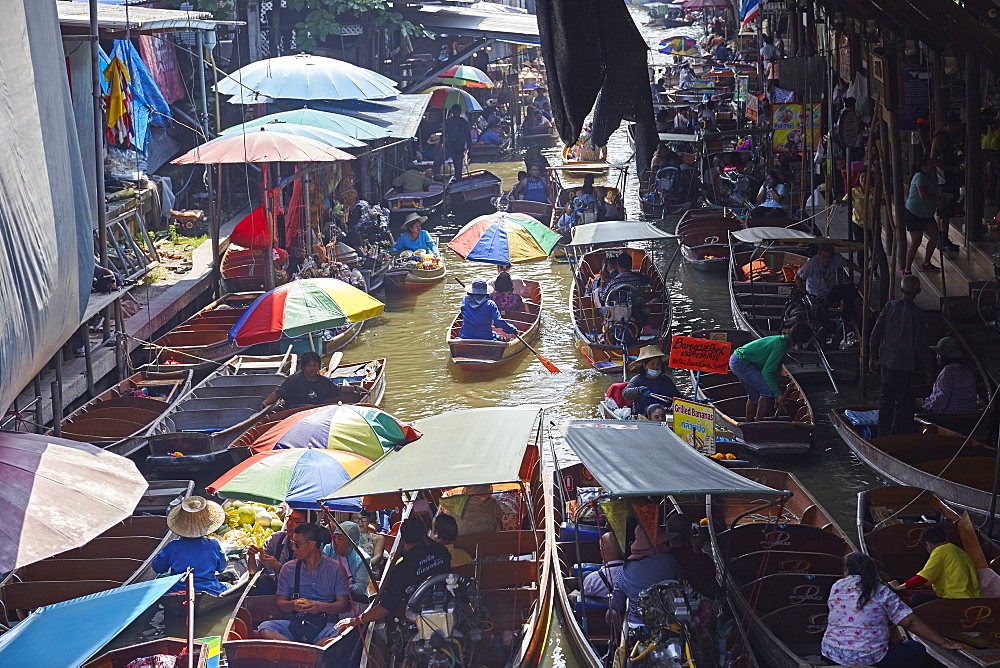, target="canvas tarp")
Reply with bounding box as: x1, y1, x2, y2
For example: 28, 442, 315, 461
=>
0, 0, 94, 414
567, 221, 677, 246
